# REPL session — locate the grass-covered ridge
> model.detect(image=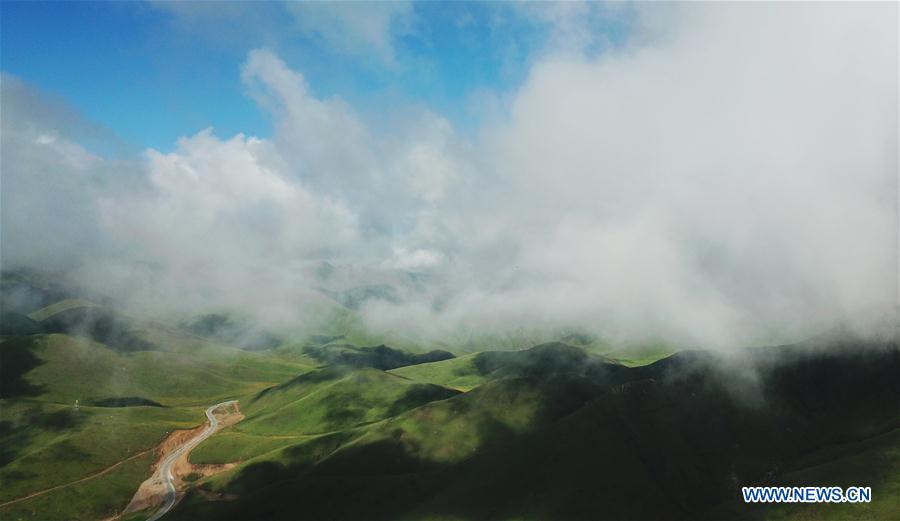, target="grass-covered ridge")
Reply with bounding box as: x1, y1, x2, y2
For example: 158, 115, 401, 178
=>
0, 294, 319, 521
239, 366, 461, 435
169, 338, 900, 521
390, 341, 628, 391
2, 274, 898, 521
302, 343, 455, 371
